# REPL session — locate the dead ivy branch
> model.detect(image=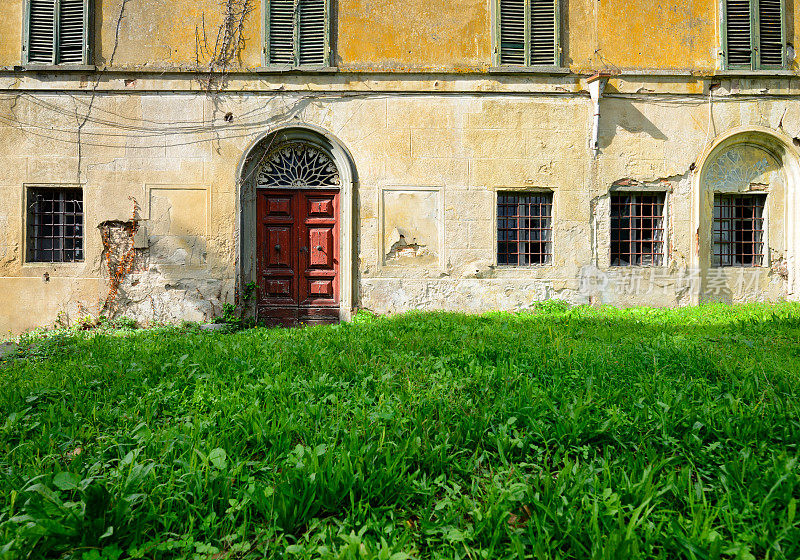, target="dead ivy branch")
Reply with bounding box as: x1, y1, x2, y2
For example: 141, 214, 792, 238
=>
75, 0, 132, 182
196, 0, 255, 91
